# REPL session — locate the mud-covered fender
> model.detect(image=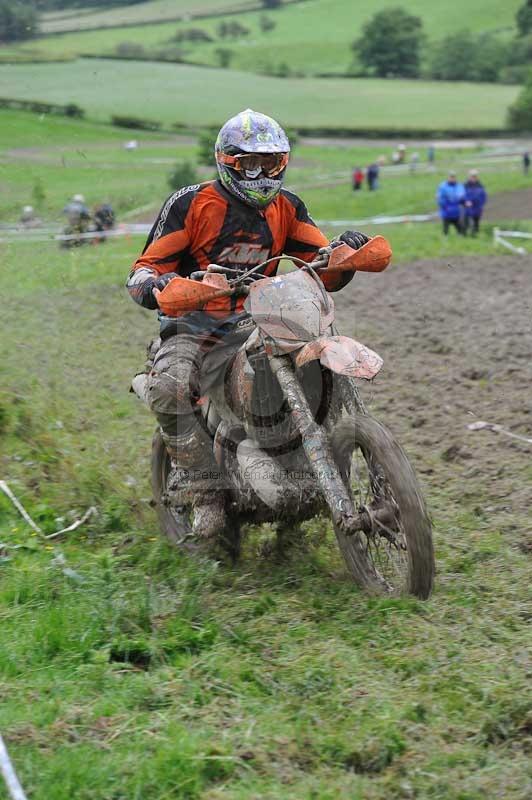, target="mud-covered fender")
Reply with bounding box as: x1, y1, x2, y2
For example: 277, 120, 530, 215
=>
294, 335, 383, 380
